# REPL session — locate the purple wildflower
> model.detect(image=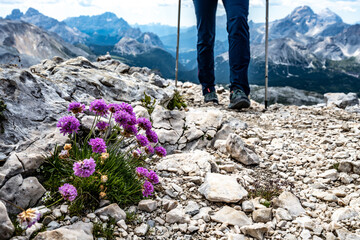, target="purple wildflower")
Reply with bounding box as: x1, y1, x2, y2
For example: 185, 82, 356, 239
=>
89, 138, 107, 154
108, 103, 120, 113
114, 110, 131, 126
68, 102, 86, 114
57, 116, 80, 136
59, 183, 77, 201
123, 124, 138, 136
142, 181, 154, 197
127, 114, 137, 125
17, 208, 41, 229
155, 146, 167, 157
137, 118, 152, 130
136, 134, 149, 147
118, 102, 135, 116
89, 99, 108, 116
145, 145, 154, 155
73, 157, 96, 177
136, 167, 149, 177
147, 170, 159, 184
96, 121, 109, 131
146, 129, 158, 143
